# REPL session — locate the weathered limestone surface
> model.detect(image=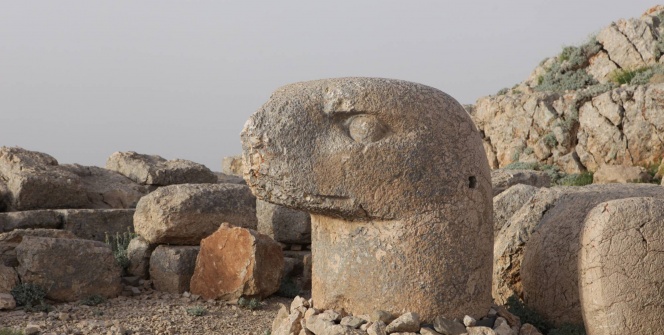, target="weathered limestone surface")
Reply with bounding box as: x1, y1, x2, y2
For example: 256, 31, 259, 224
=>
0, 210, 63, 233
520, 184, 664, 326
580, 197, 664, 335
0, 229, 77, 267
0, 264, 18, 293
491, 169, 550, 196
468, 8, 664, 174
134, 183, 257, 245
15, 236, 122, 301
190, 224, 284, 300
106, 151, 217, 186
492, 184, 538, 238
60, 164, 147, 208
592, 164, 651, 184
58, 209, 135, 242
241, 77, 493, 322
221, 155, 244, 177
126, 236, 155, 279
0, 147, 89, 210
149, 245, 199, 294
257, 199, 311, 244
